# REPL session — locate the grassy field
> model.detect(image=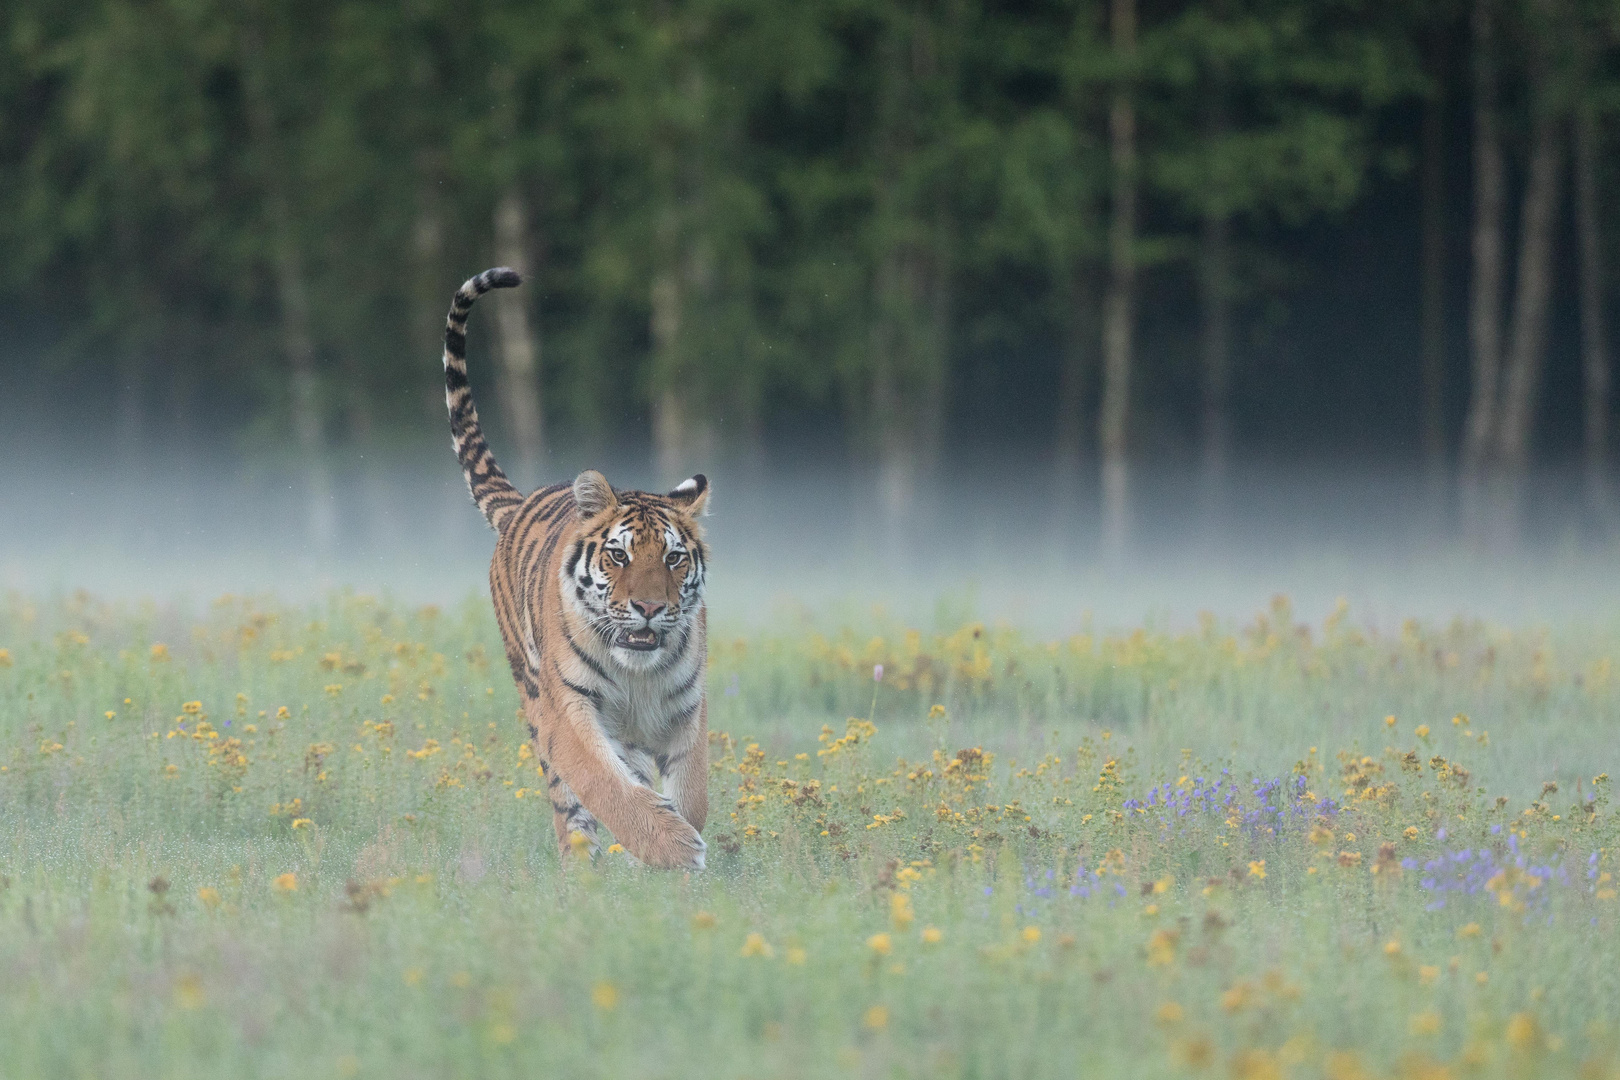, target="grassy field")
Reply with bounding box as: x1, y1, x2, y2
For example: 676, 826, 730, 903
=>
2, 589, 1619, 1079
